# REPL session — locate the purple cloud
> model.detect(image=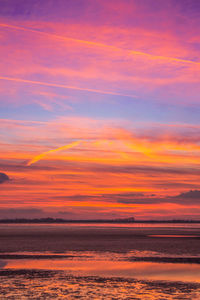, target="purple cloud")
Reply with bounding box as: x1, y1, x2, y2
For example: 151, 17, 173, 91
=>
0, 172, 10, 184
